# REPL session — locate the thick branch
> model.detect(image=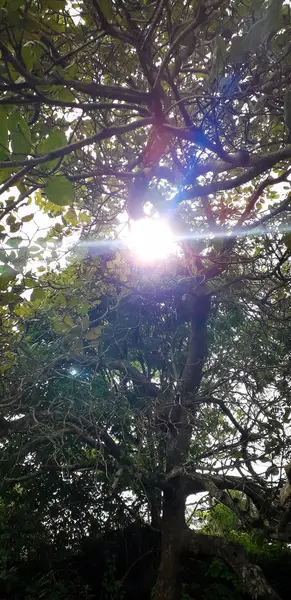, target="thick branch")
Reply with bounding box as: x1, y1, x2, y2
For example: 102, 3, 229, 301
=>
182, 529, 280, 599
0, 118, 152, 171
0, 78, 151, 104
172, 164, 290, 216
0, 96, 151, 116
105, 359, 162, 398
179, 289, 211, 398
